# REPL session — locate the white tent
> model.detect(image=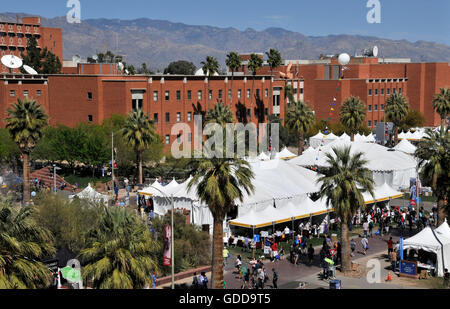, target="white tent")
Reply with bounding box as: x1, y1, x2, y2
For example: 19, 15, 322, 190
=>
340, 133, 351, 142
309, 132, 325, 149
139, 180, 166, 197
365, 133, 376, 143
69, 184, 109, 205
394, 139, 417, 155
257, 152, 271, 161
436, 220, 450, 237
274, 147, 297, 160
362, 183, 404, 205
402, 227, 450, 277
